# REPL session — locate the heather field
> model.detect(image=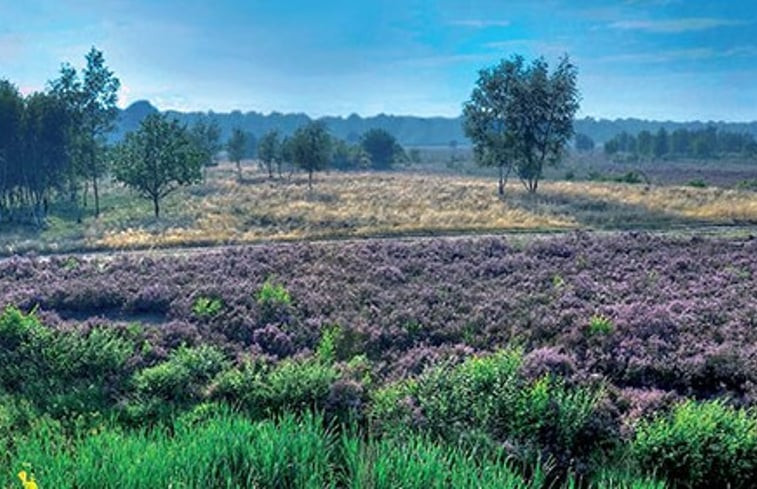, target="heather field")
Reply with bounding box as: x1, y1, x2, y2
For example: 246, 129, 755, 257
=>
2, 232, 757, 487
2, 165, 756, 255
